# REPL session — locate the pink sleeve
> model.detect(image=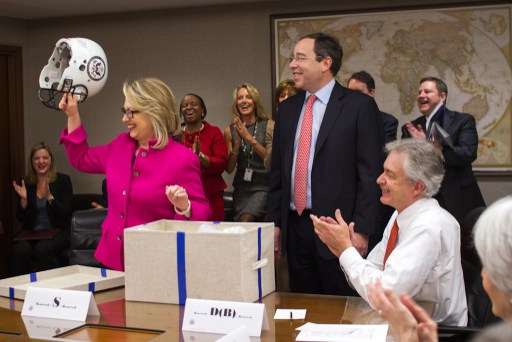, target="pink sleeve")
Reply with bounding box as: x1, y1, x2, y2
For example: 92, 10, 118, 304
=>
59, 124, 110, 174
